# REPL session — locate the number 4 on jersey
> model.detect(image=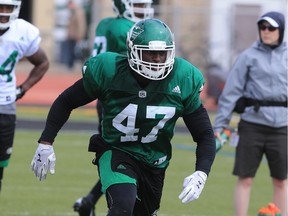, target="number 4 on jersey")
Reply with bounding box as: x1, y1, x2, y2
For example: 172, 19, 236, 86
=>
0, 51, 18, 82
